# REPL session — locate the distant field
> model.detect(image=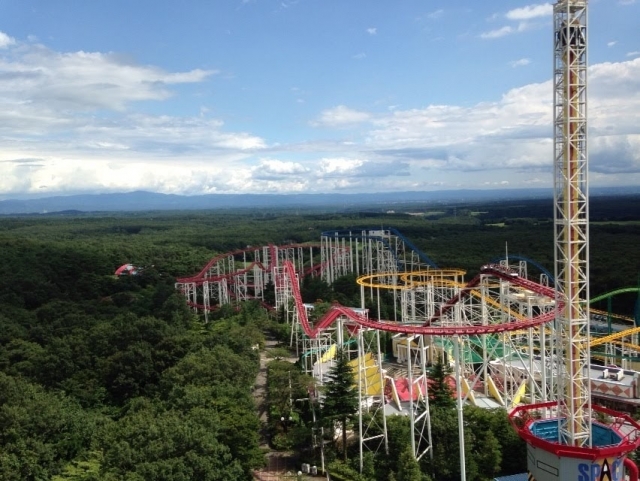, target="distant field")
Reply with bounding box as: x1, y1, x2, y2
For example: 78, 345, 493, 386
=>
591, 221, 640, 225
406, 211, 445, 217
